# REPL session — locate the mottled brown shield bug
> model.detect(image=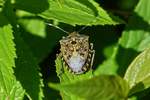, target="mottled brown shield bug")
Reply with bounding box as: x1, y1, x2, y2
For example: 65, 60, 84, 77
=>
59, 32, 95, 74
46, 23, 95, 74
